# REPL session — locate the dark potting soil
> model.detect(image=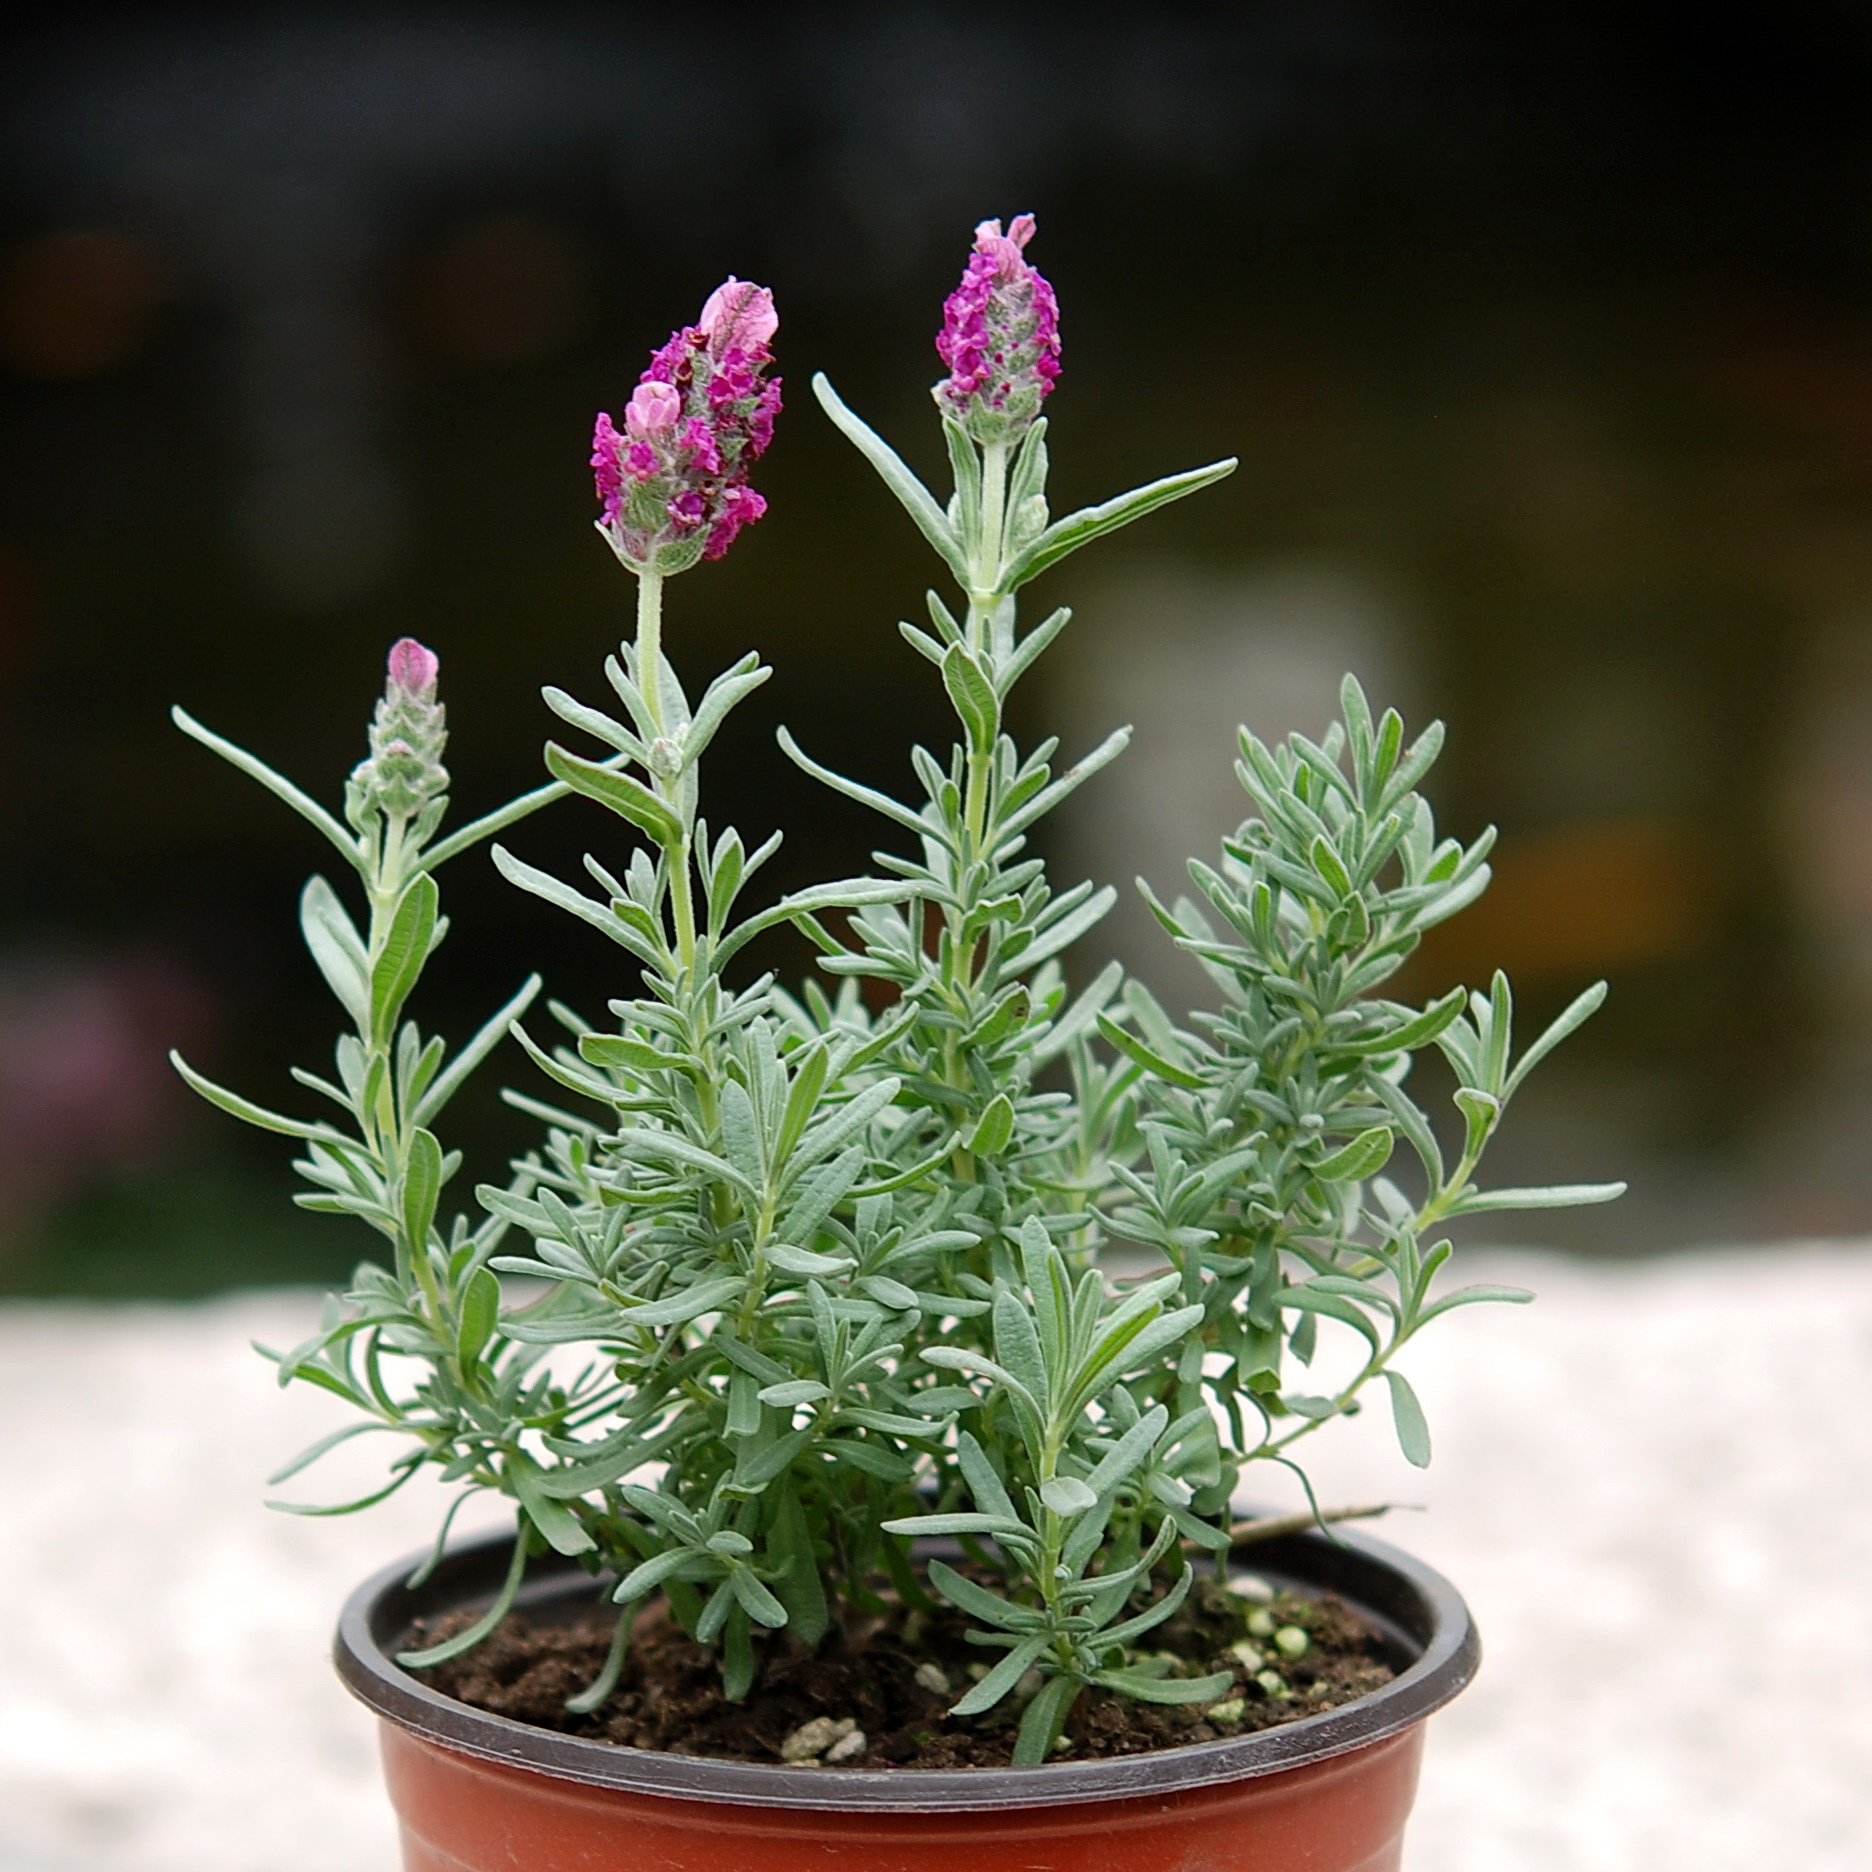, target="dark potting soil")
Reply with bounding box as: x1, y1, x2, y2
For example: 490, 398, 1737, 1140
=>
410, 1572, 1395, 1770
